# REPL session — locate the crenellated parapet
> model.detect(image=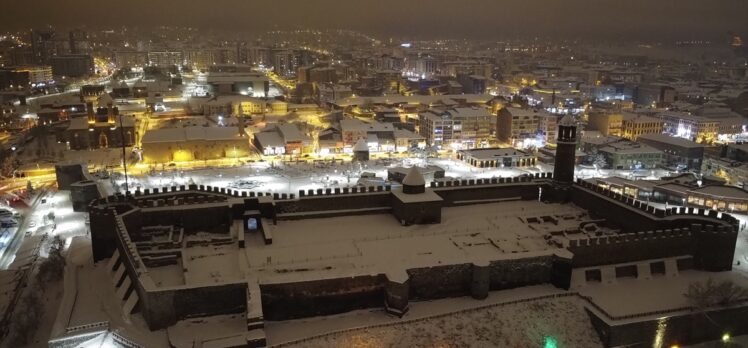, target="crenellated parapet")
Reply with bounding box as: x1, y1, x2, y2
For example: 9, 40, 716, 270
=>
430, 172, 553, 189
568, 227, 694, 249
567, 222, 738, 271
574, 178, 739, 230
